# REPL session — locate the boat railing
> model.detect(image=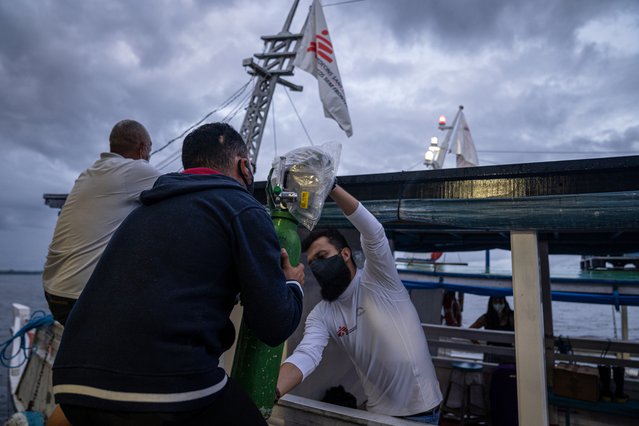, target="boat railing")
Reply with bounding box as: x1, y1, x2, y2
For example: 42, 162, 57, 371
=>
548, 335, 639, 369
422, 324, 639, 369
423, 324, 515, 363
